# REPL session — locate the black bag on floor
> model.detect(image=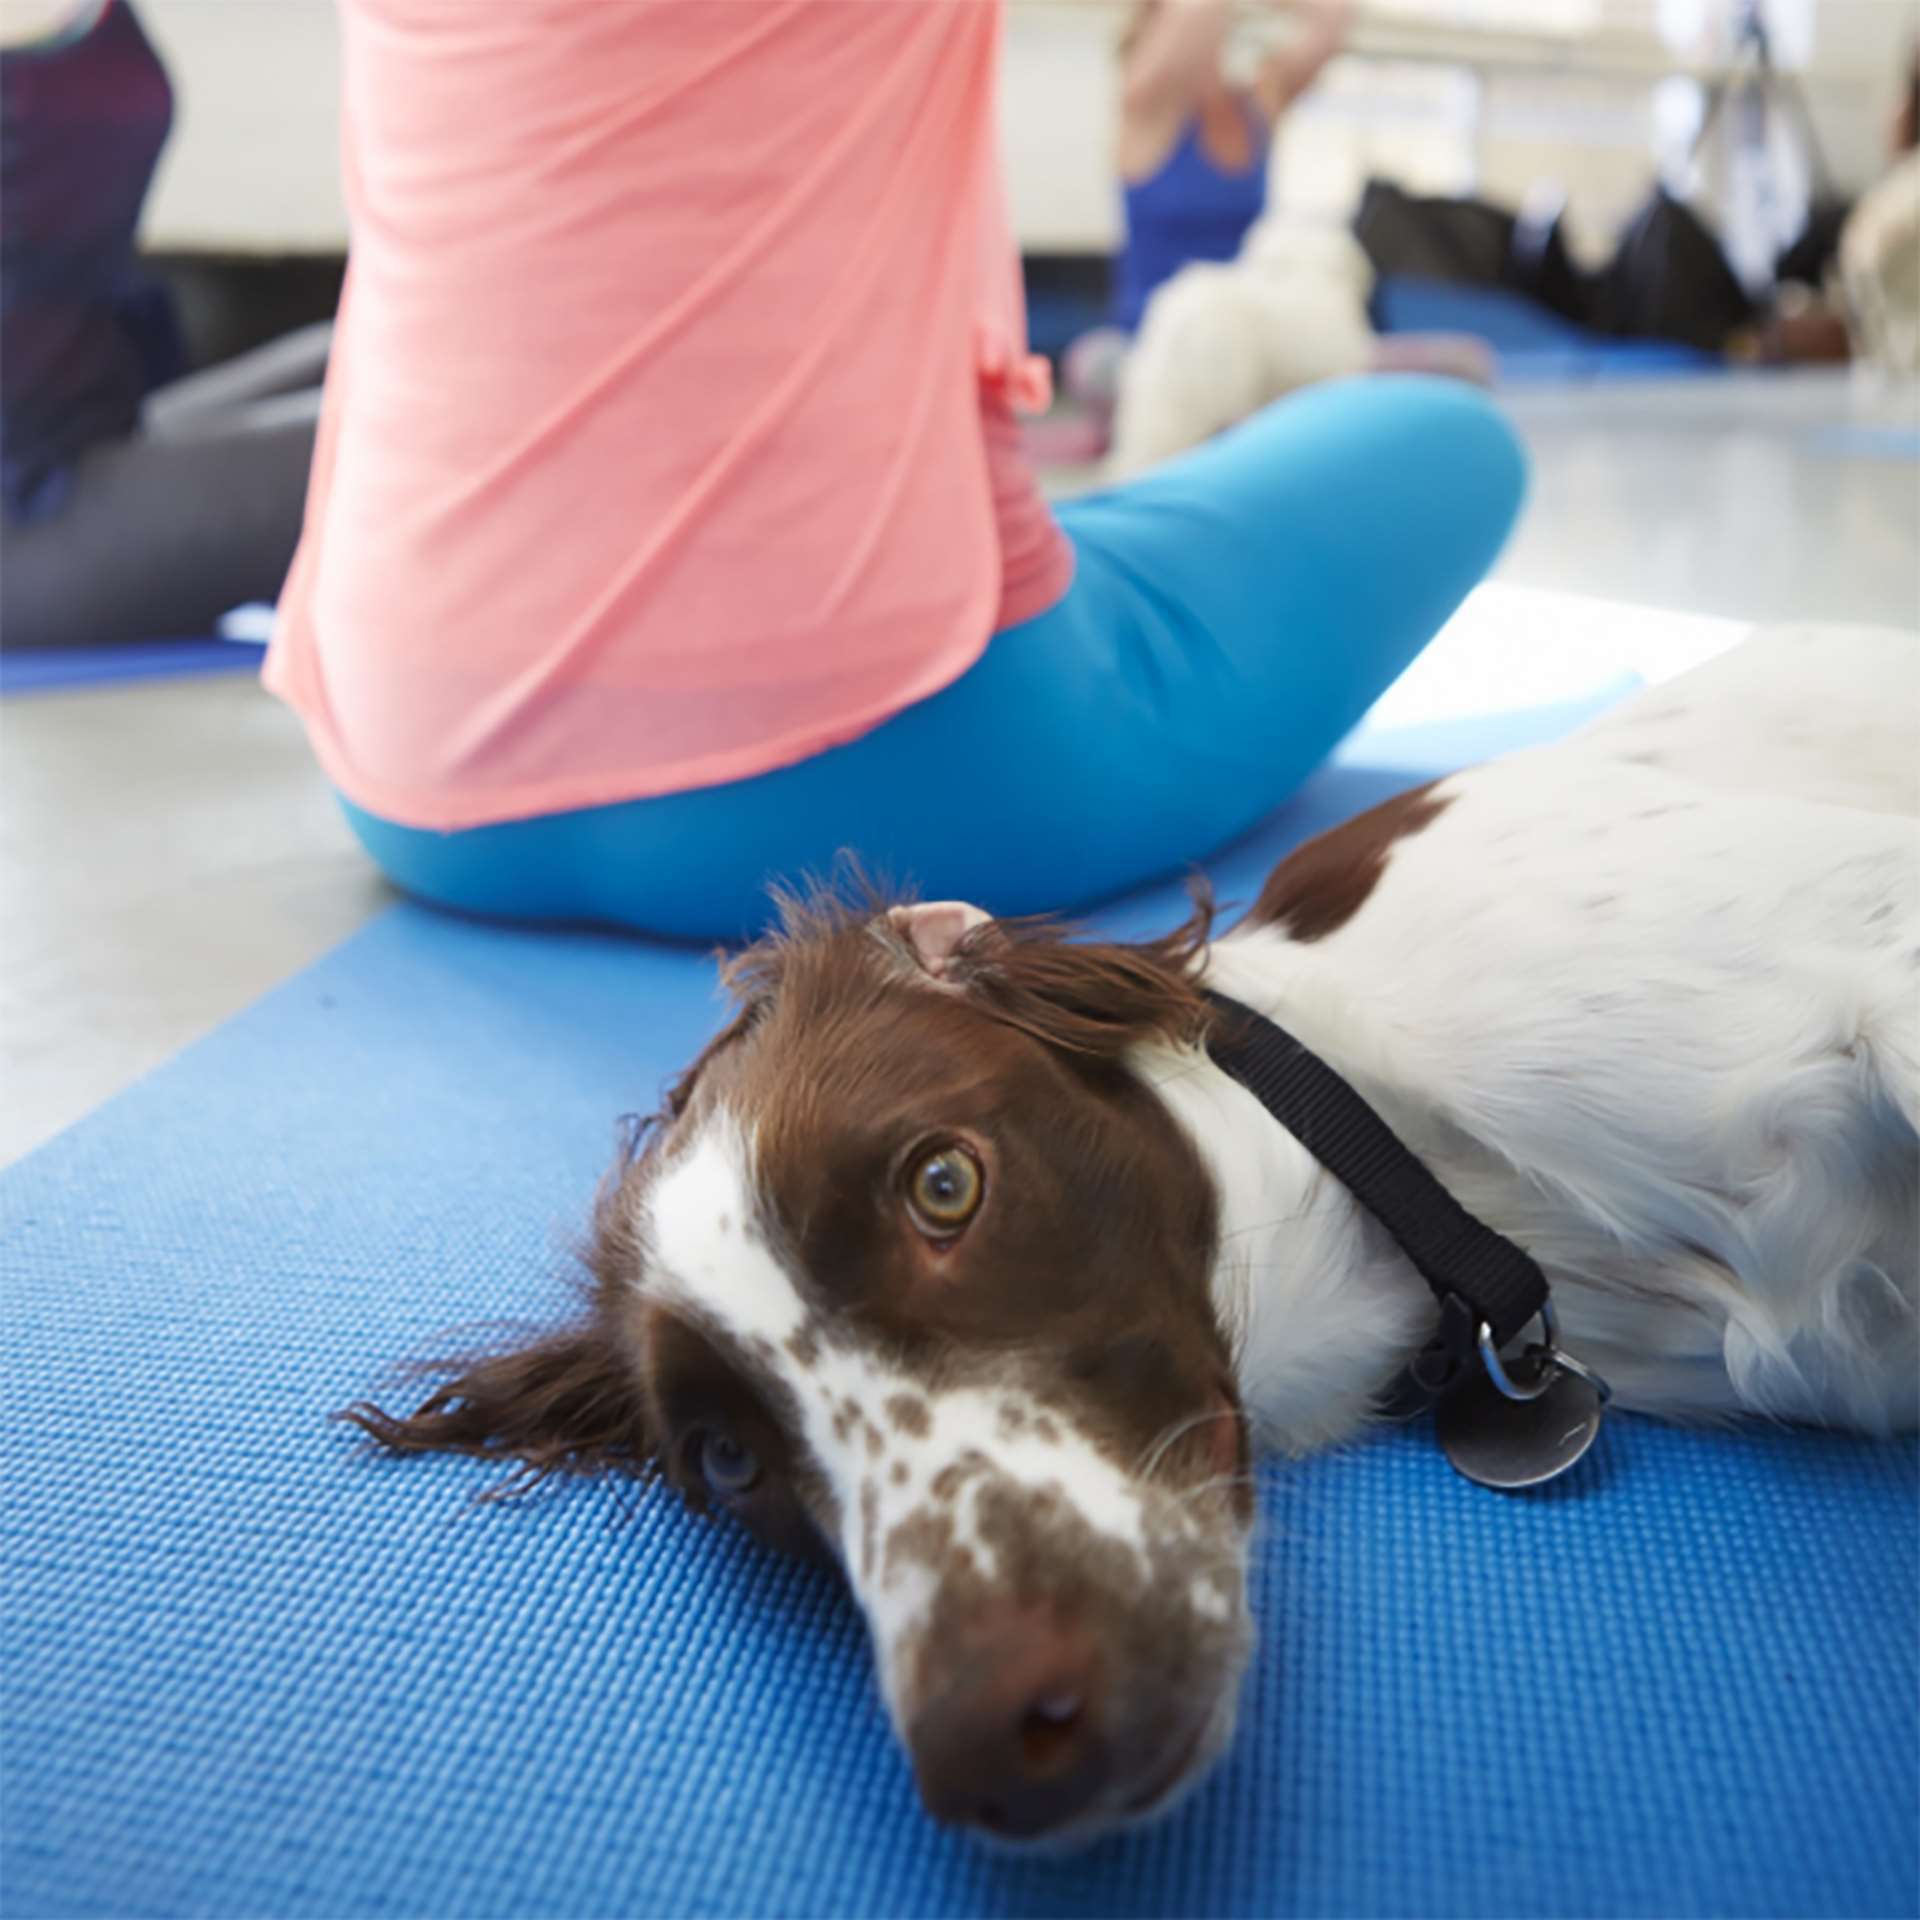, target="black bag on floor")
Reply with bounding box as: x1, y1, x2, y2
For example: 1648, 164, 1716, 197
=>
1594, 186, 1756, 351
1352, 178, 1597, 327
1352, 179, 1515, 287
